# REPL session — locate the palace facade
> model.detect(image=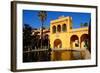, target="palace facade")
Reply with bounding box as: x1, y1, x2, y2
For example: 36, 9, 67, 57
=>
49, 16, 89, 60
